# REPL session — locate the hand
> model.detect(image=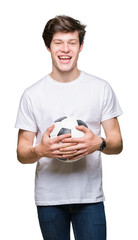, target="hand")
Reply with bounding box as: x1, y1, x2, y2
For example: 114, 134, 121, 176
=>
59, 125, 102, 160
35, 124, 78, 159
